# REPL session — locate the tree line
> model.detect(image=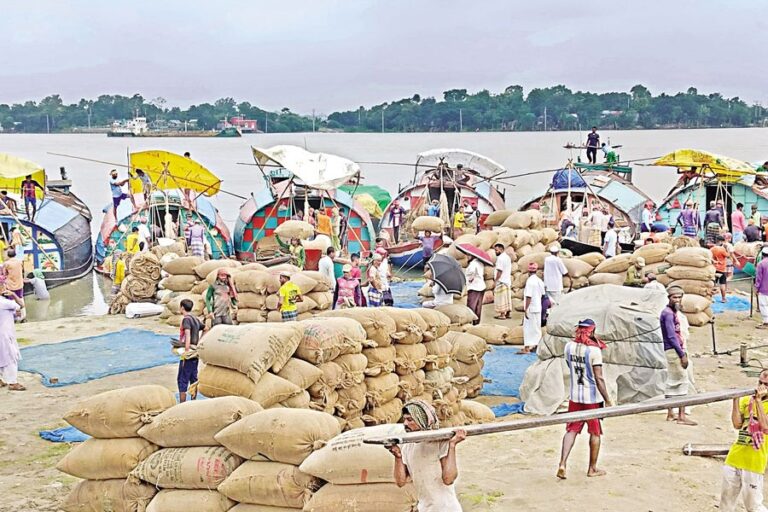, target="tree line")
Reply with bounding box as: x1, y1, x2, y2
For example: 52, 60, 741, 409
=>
1, 85, 765, 134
